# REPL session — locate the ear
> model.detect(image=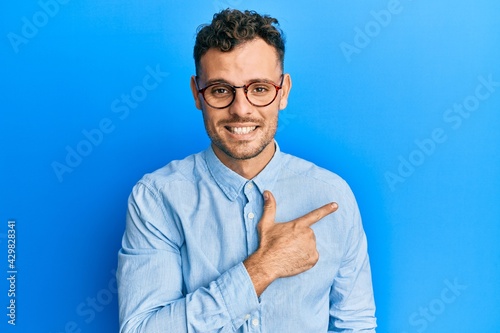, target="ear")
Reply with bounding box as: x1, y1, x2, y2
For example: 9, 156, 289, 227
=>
190, 75, 203, 110
278, 73, 292, 110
